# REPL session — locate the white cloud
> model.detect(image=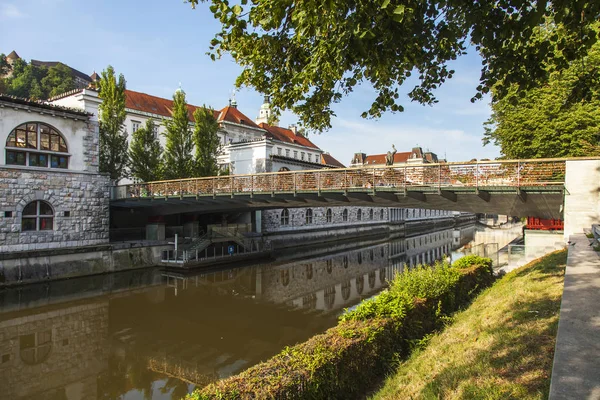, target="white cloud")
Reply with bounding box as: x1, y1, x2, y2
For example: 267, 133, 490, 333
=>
1, 4, 25, 19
